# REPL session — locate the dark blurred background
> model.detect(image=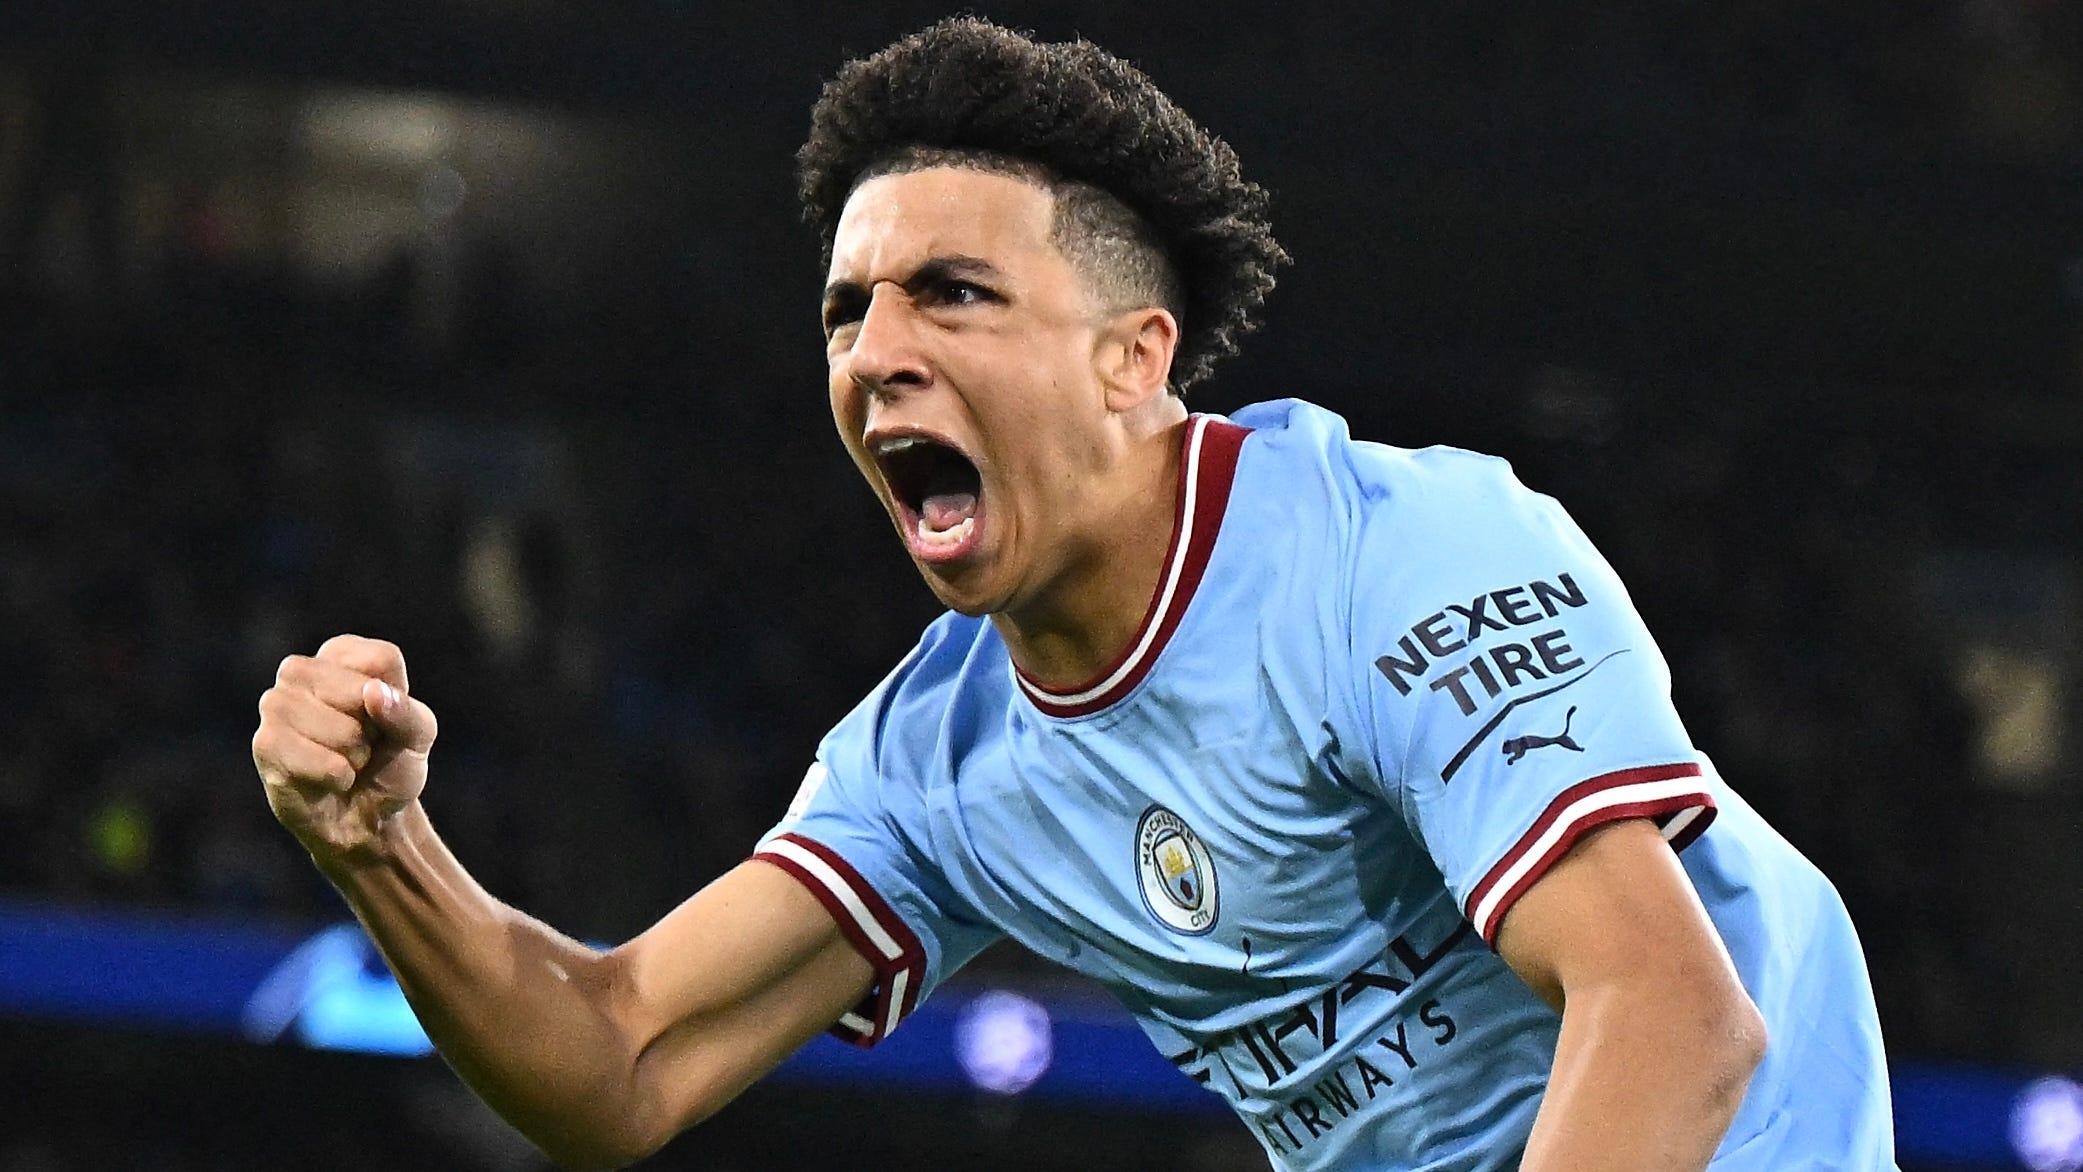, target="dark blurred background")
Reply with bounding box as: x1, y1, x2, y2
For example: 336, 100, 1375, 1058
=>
0, 1, 2078, 1169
